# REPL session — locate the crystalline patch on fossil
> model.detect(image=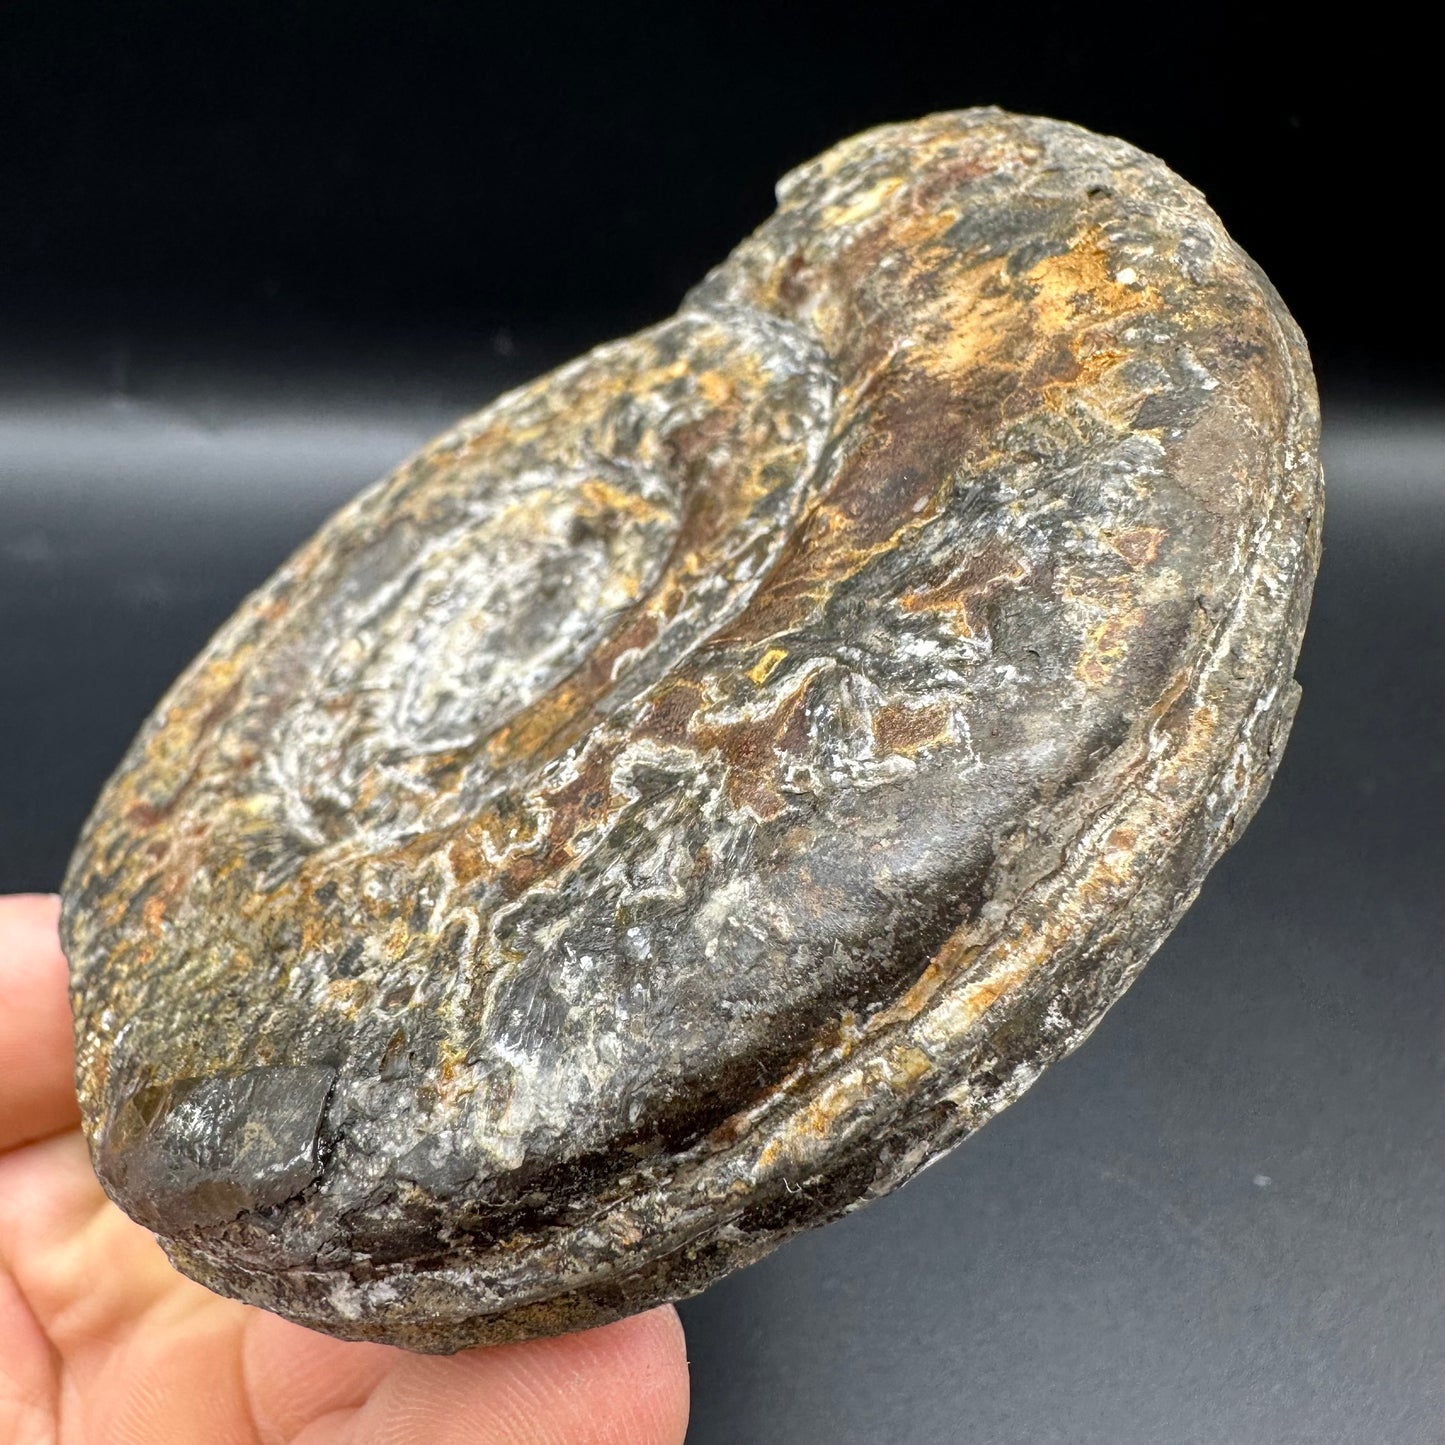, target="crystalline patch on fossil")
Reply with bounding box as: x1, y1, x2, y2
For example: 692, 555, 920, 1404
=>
101, 1066, 337, 1231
